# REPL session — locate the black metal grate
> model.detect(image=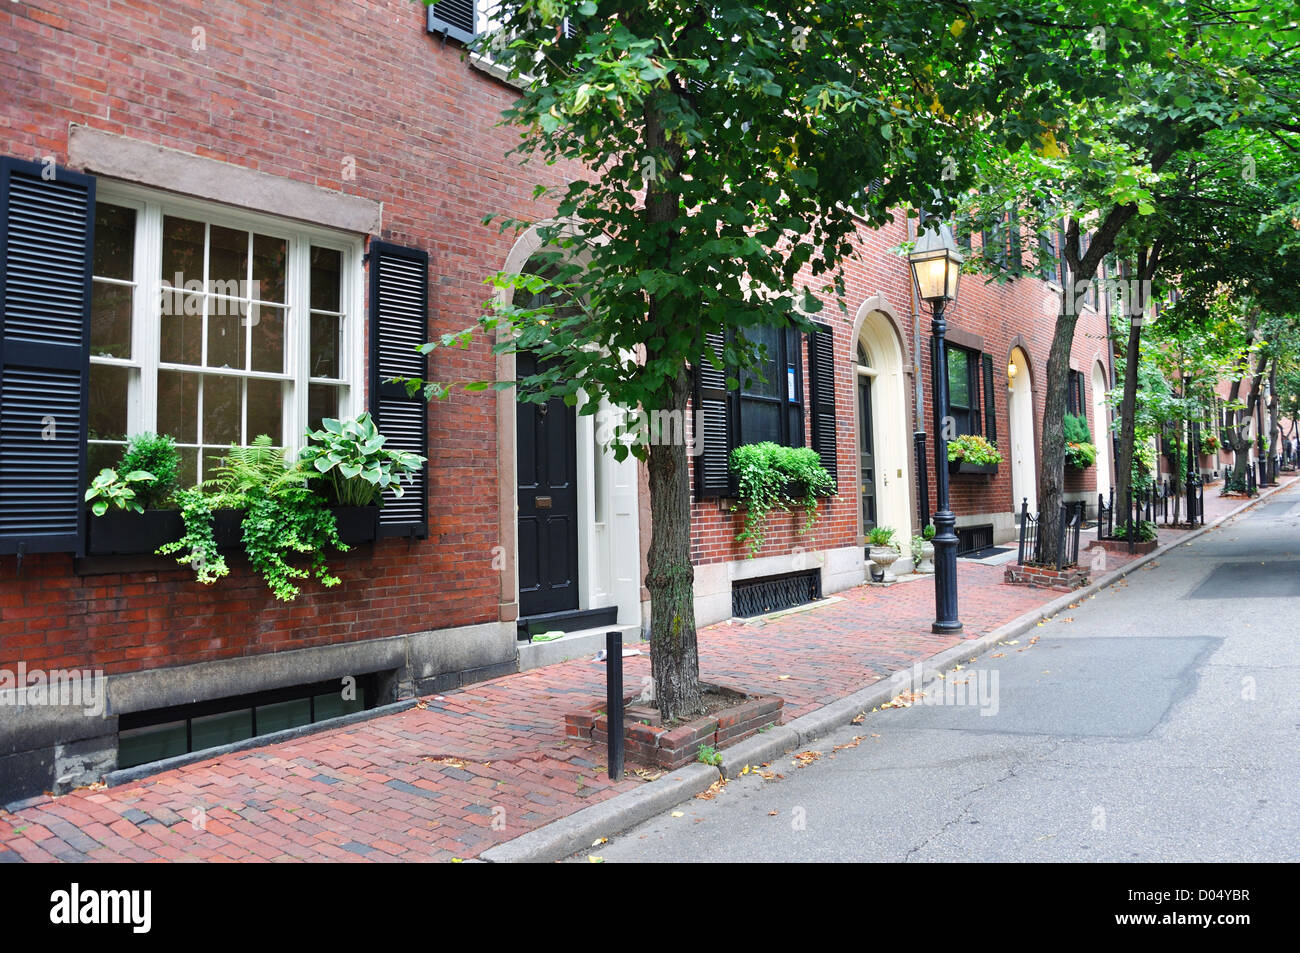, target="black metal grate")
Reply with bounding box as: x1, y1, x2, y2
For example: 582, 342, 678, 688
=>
732, 570, 822, 618
955, 524, 994, 556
